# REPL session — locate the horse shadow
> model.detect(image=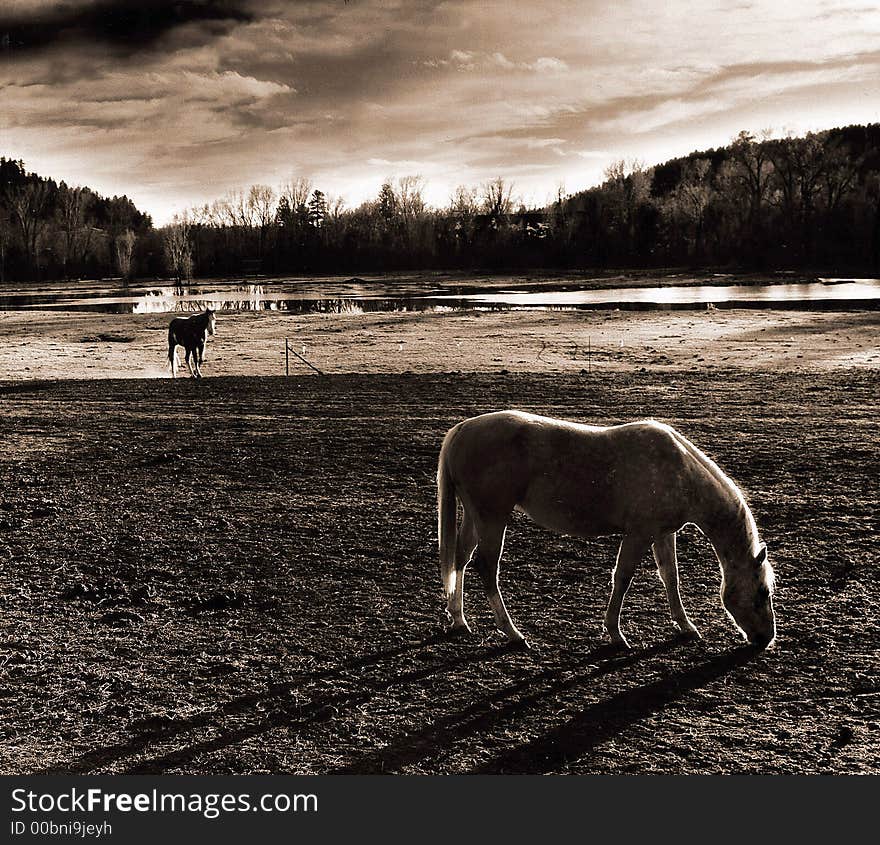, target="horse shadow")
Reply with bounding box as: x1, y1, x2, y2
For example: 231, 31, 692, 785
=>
36, 632, 498, 775
473, 644, 760, 774
332, 641, 760, 774
37, 634, 759, 775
